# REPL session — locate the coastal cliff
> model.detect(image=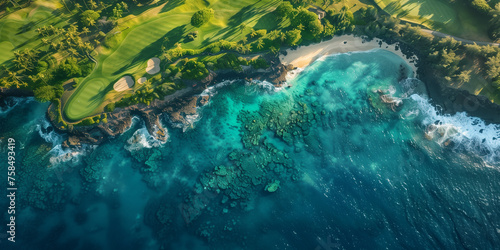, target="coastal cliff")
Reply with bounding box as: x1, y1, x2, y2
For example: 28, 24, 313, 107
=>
54, 55, 291, 149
